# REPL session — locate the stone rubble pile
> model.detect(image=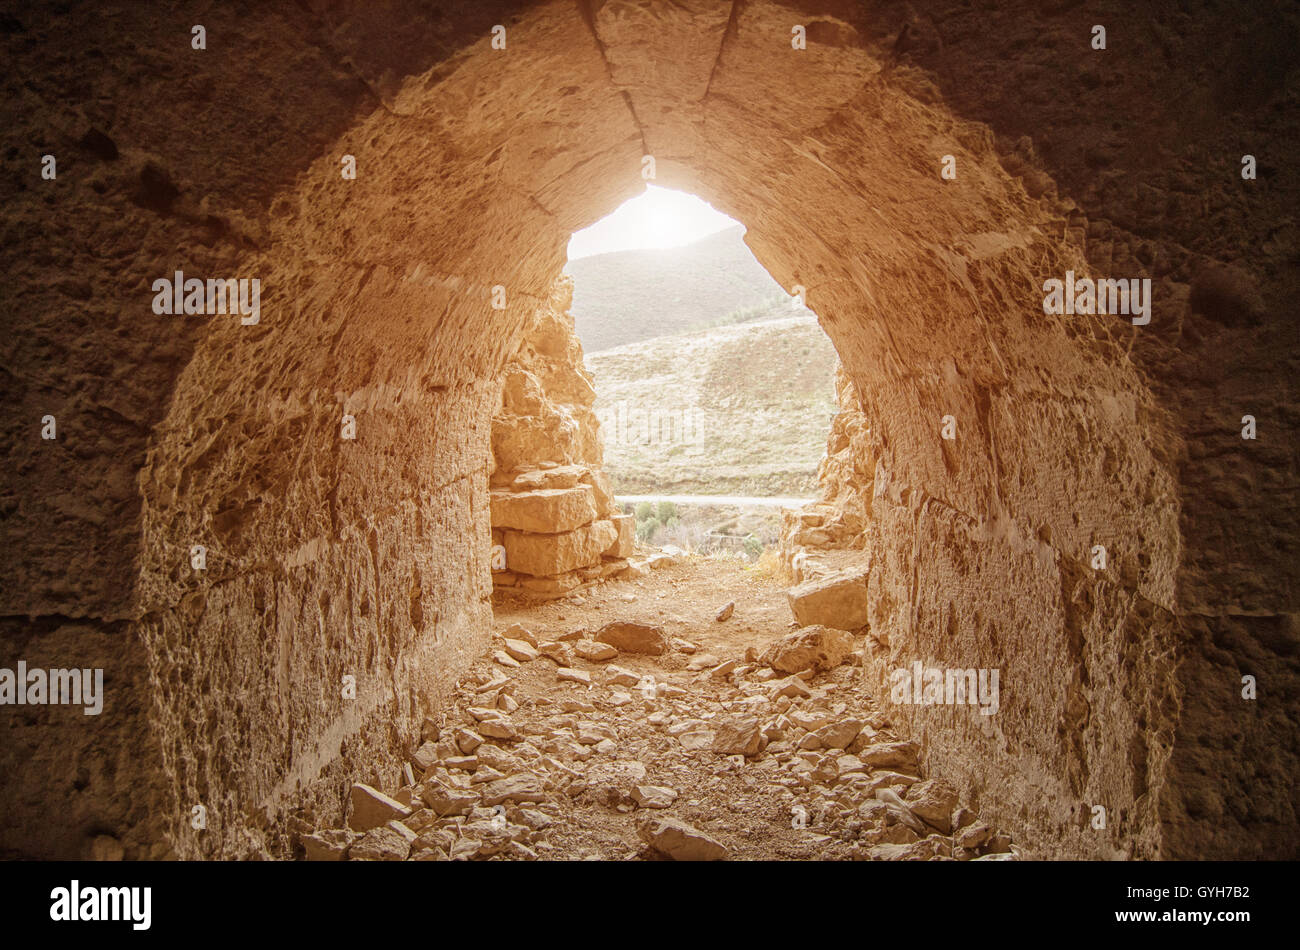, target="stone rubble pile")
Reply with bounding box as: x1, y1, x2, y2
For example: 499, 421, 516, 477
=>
778, 363, 874, 580
490, 462, 636, 597
486, 276, 699, 601
300, 614, 1016, 862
